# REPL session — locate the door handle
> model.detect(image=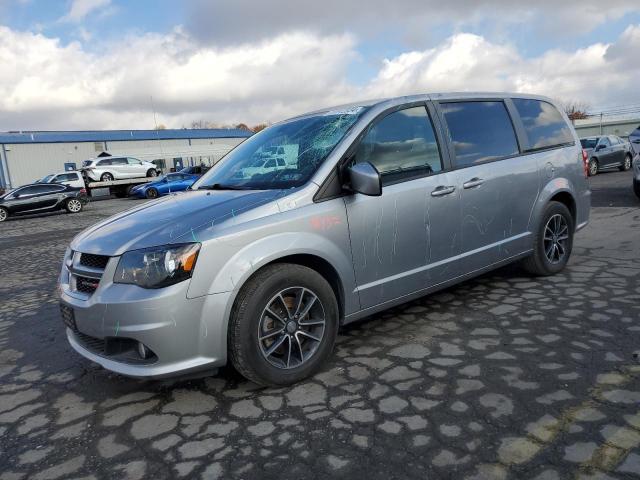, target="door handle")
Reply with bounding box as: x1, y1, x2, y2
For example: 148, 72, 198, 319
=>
431, 186, 456, 197
463, 177, 484, 189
